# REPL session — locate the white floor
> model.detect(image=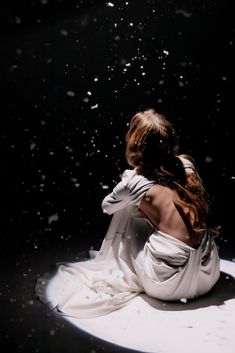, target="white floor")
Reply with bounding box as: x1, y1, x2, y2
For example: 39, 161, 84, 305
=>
64, 259, 235, 353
